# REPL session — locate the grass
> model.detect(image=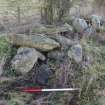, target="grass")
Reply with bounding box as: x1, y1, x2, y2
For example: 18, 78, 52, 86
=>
0, 32, 105, 104
0, 34, 18, 76
0, 35, 11, 57
79, 38, 105, 105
